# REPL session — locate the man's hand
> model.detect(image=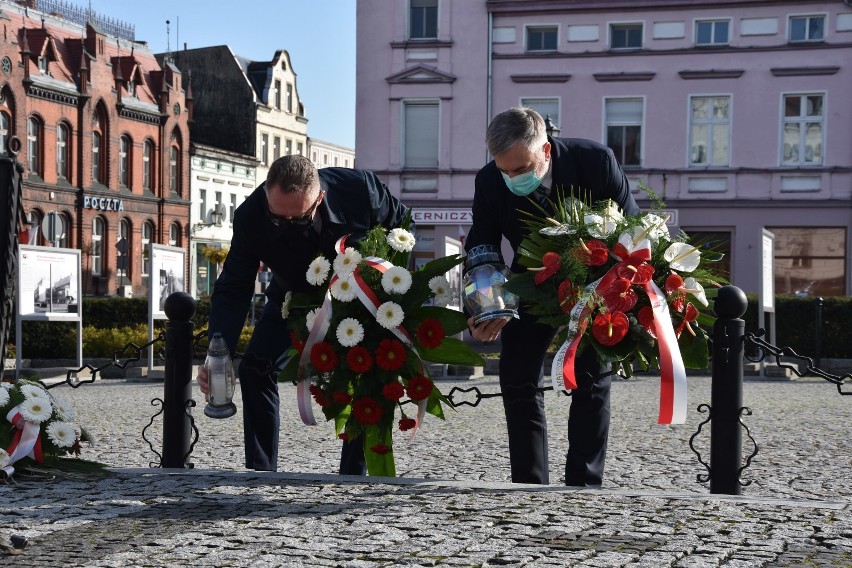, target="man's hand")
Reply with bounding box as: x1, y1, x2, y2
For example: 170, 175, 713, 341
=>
196, 364, 210, 401
467, 315, 509, 343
